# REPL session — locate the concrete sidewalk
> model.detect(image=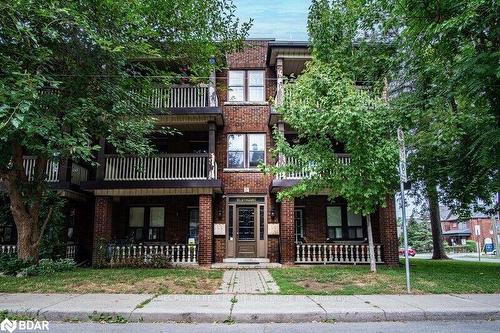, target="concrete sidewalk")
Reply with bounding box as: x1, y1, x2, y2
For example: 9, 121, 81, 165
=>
0, 293, 498, 323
